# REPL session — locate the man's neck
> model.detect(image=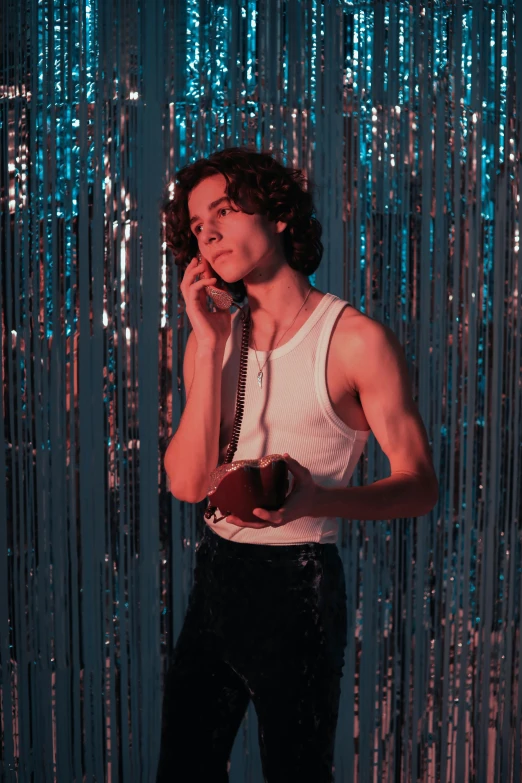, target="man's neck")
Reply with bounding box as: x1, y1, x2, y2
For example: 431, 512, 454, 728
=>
244, 274, 313, 335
